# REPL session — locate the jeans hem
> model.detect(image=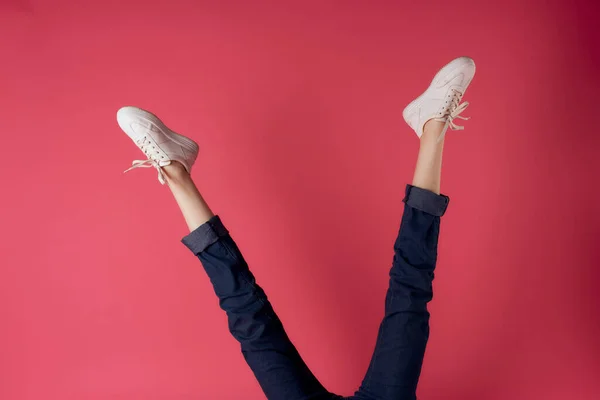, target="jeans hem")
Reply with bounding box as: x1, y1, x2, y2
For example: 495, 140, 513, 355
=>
181, 215, 229, 254
402, 184, 449, 217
